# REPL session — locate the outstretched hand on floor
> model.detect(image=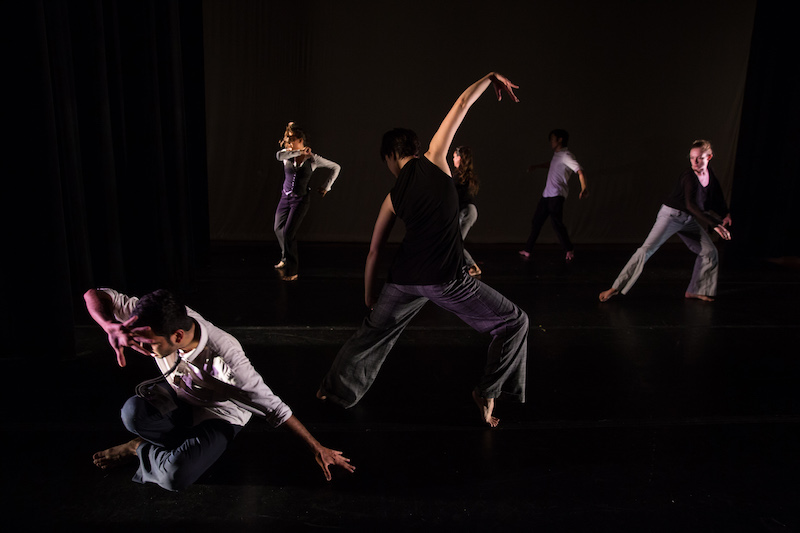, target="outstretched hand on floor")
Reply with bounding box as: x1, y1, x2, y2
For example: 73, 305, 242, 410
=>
314, 446, 356, 481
